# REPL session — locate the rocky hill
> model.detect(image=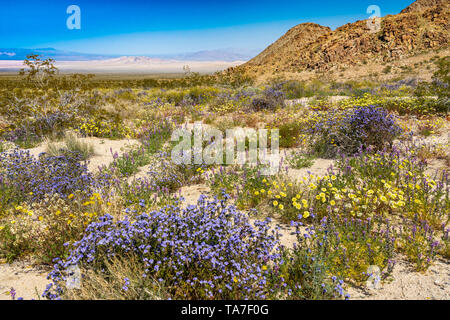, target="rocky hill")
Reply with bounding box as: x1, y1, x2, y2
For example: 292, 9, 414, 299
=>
234, 0, 449, 81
